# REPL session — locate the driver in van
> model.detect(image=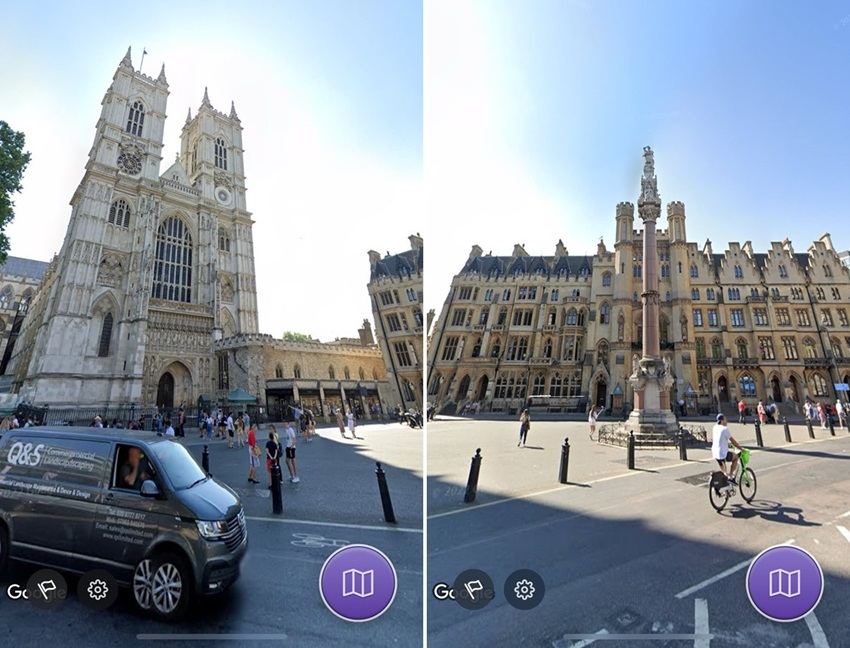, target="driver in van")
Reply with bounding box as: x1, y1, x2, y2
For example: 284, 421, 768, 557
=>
121, 447, 151, 490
